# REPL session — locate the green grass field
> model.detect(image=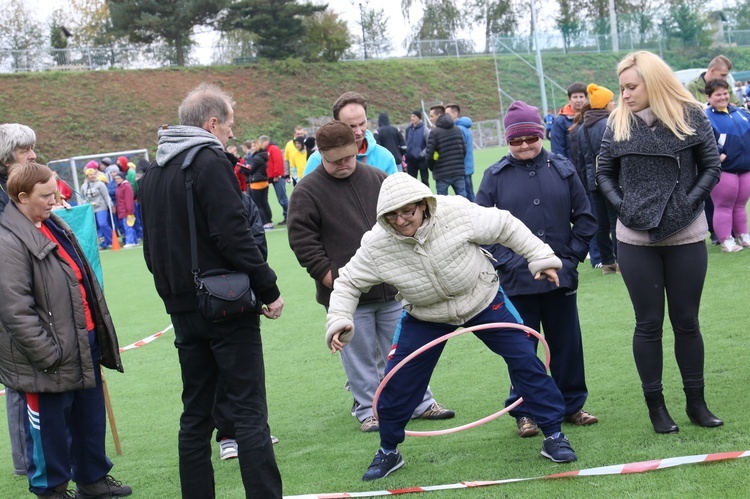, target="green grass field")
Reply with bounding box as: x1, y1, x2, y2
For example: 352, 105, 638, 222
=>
2, 145, 750, 498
